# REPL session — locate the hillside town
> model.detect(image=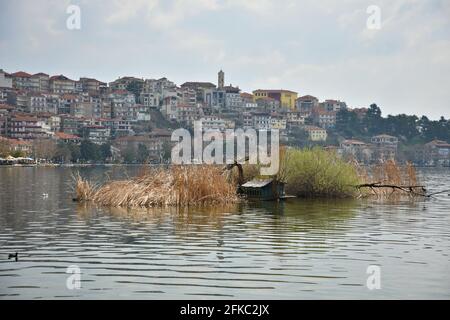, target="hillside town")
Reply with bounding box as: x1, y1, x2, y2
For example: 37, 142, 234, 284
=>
0, 68, 449, 166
